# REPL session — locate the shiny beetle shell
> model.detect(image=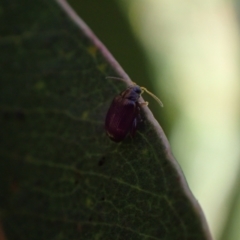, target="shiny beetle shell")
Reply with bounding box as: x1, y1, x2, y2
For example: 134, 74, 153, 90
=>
105, 85, 142, 142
